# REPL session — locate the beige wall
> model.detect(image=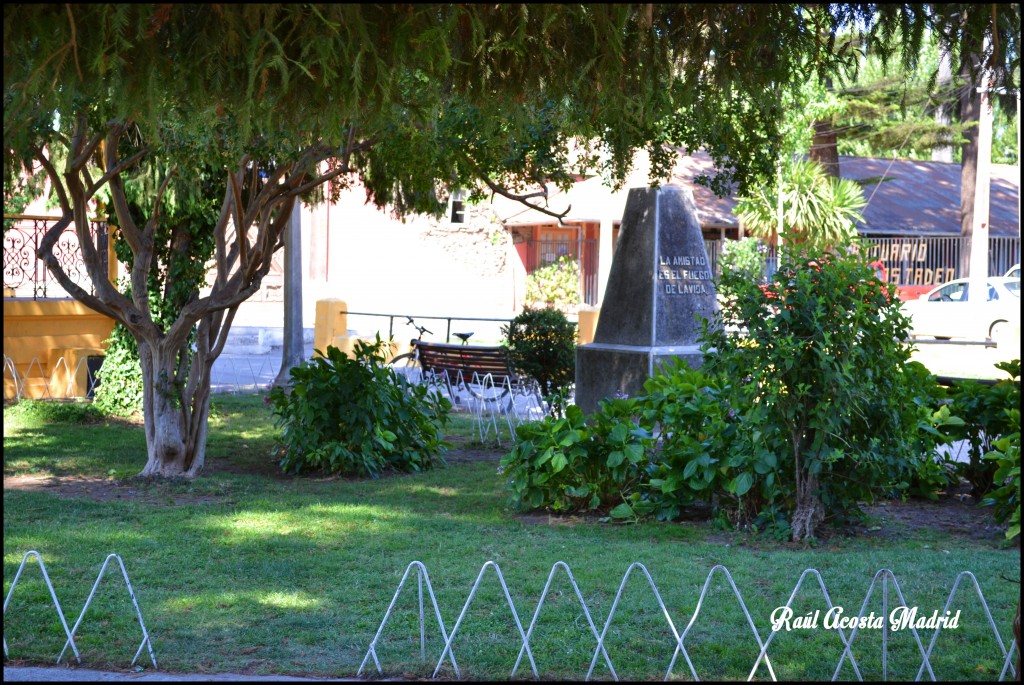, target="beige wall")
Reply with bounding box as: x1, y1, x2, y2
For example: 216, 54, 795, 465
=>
3, 299, 115, 399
